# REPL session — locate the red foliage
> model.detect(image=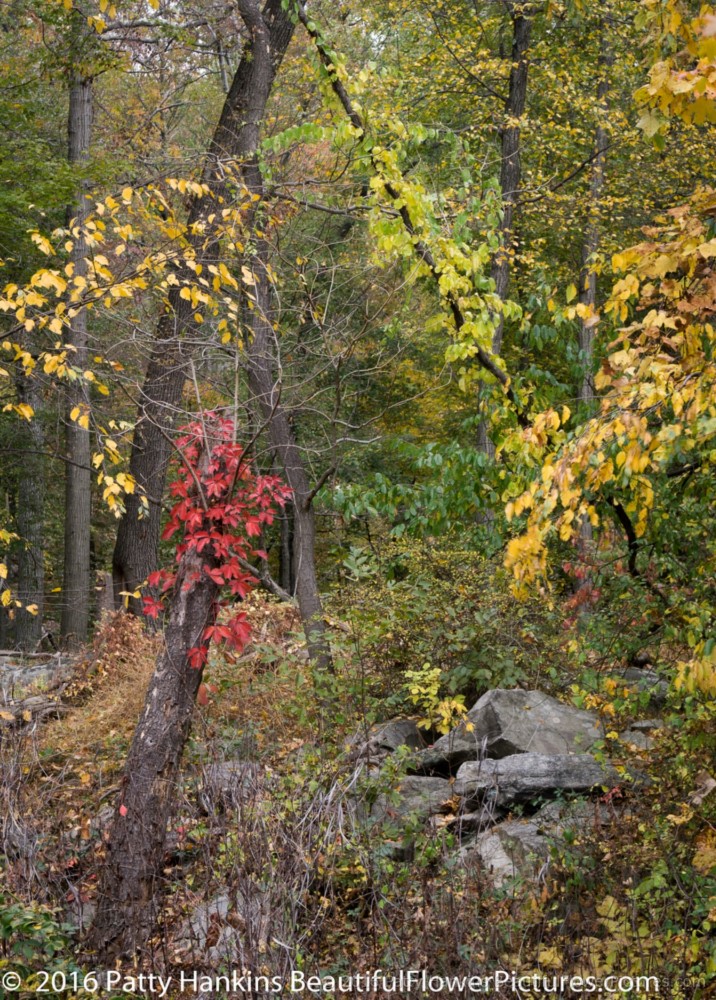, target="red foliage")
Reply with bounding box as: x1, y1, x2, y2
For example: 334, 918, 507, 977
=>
142, 413, 291, 668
